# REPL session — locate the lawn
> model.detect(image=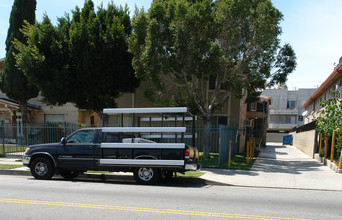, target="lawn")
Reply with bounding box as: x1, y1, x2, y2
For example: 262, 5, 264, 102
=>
0, 164, 25, 169
0, 145, 26, 155
220, 153, 256, 170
